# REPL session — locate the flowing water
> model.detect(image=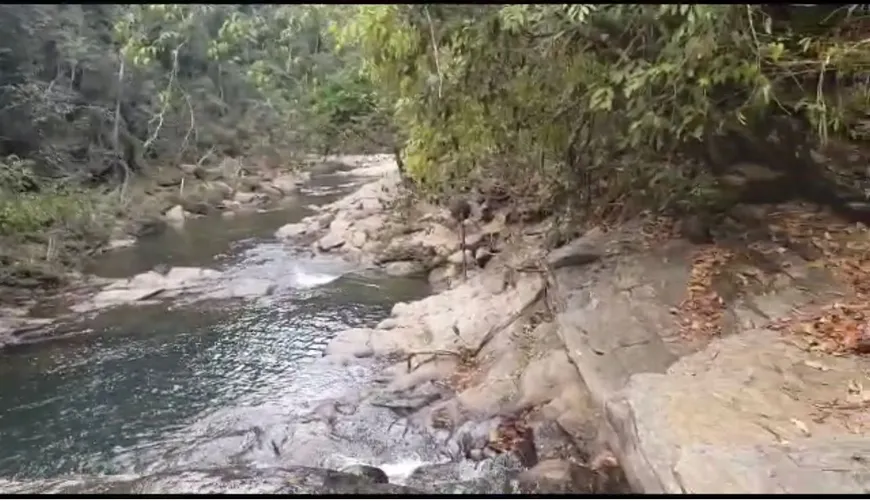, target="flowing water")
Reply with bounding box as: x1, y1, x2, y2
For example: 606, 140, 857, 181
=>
0, 166, 437, 484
